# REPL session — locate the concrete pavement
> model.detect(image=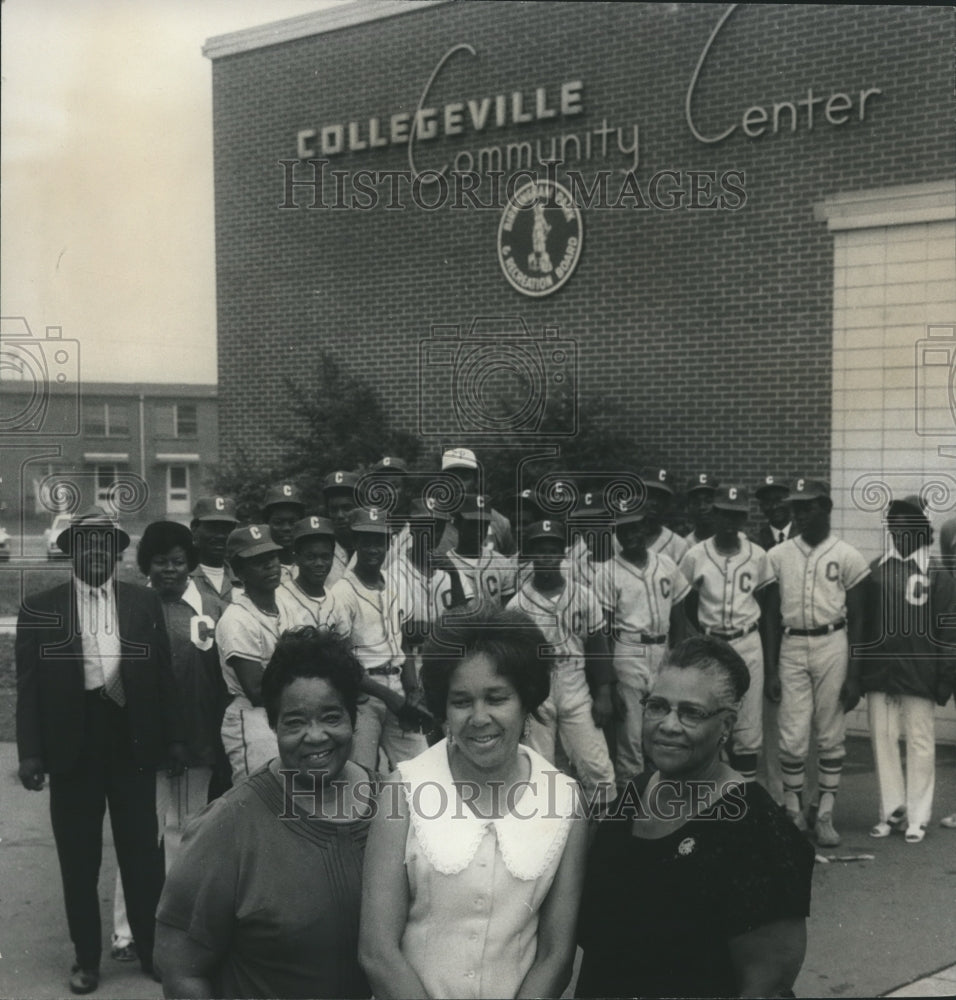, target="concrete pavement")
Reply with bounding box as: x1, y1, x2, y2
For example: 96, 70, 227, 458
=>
1, 738, 954, 999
